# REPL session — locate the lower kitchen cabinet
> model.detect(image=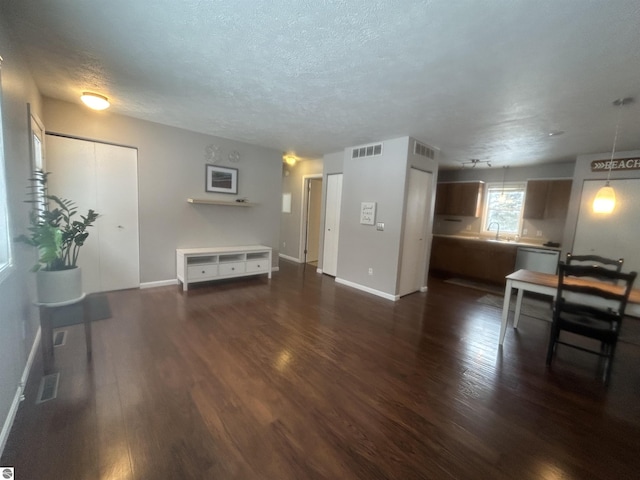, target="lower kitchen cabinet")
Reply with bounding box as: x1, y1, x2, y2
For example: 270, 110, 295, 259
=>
430, 236, 518, 286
